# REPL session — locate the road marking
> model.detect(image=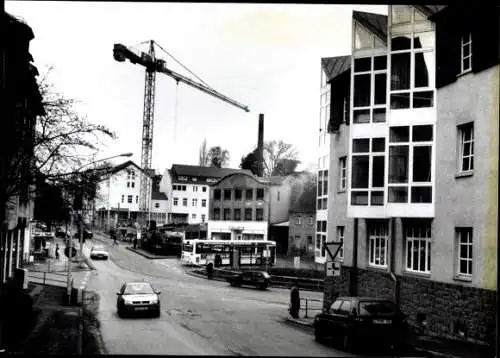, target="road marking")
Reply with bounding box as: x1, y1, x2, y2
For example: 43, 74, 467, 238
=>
80, 271, 91, 290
